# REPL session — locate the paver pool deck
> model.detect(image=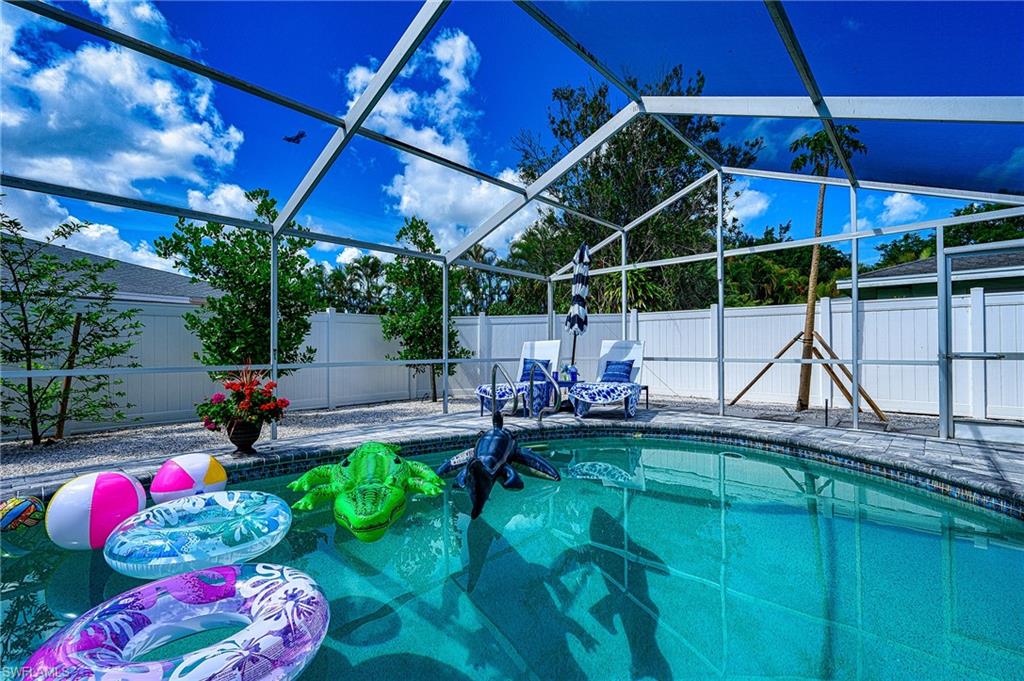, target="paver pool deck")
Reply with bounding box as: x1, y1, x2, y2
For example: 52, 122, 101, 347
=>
4, 407, 1023, 520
